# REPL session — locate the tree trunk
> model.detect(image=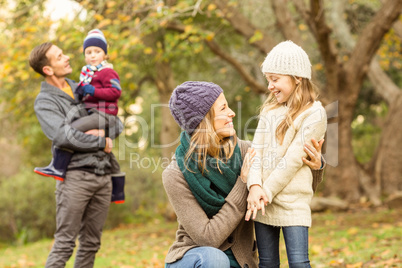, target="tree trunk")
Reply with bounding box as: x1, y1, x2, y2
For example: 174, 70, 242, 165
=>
155, 61, 180, 160
373, 94, 402, 195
